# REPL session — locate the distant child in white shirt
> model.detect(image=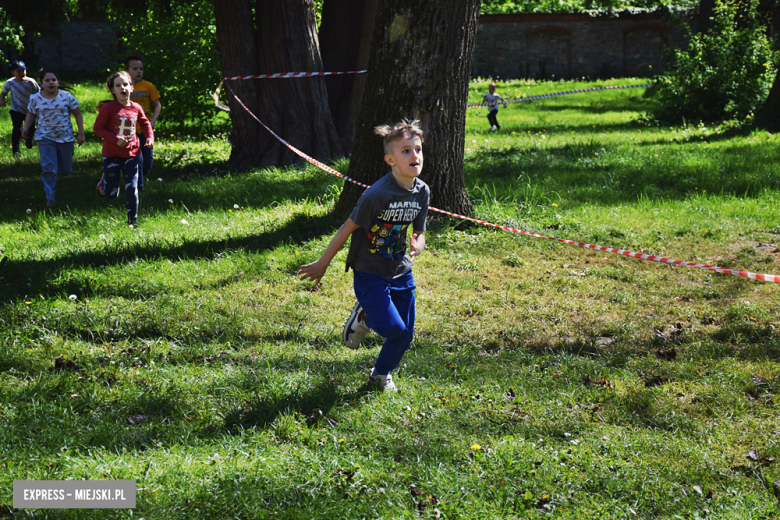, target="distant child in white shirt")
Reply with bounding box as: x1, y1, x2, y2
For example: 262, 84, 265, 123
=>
482, 82, 507, 131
